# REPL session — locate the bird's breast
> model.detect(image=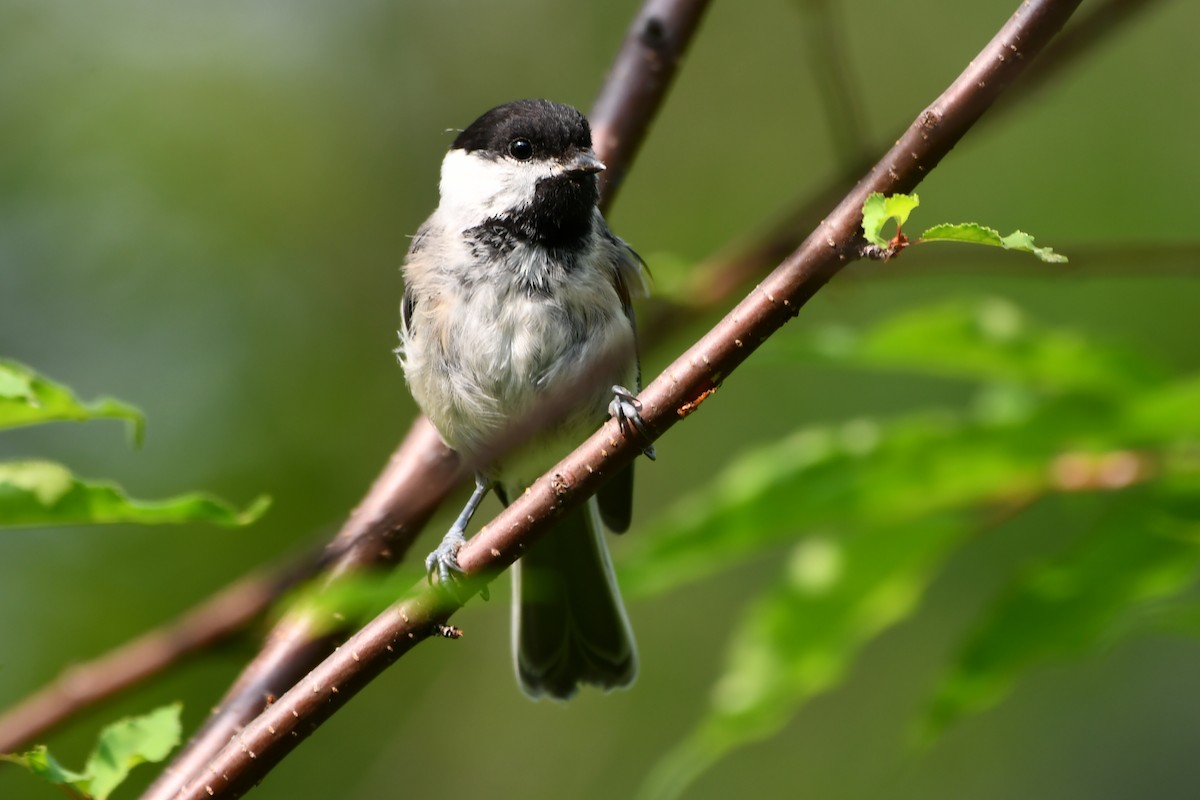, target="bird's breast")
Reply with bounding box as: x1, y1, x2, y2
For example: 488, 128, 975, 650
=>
405, 242, 635, 471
